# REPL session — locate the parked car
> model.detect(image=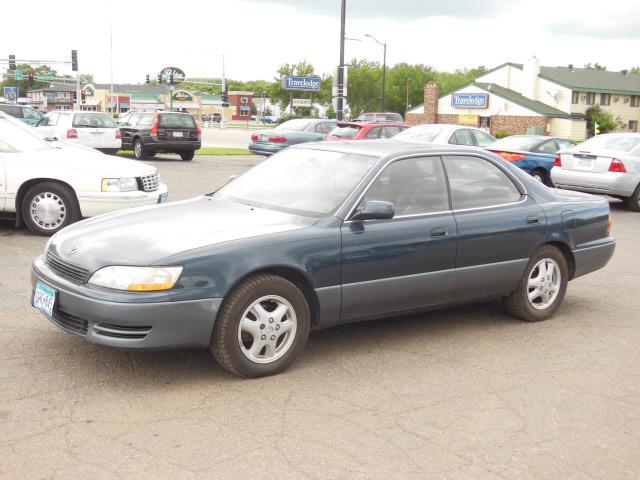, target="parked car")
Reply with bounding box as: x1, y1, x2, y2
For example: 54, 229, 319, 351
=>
551, 133, 640, 211
31, 140, 614, 377
202, 113, 222, 123
262, 116, 278, 124
0, 112, 167, 235
487, 135, 576, 185
0, 104, 44, 126
326, 121, 408, 141
355, 112, 404, 123
394, 123, 495, 147
248, 118, 338, 156
119, 111, 201, 160
36, 111, 122, 154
